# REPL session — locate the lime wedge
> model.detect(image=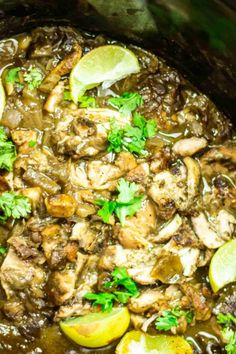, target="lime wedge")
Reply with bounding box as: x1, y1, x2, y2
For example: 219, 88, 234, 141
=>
116, 330, 193, 354
0, 79, 6, 120
70, 45, 140, 102
209, 238, 236, 292
60, 307, 130, 348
